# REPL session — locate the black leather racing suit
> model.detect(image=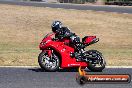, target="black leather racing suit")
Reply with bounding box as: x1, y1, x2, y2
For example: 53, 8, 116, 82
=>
55, 27, 82, 52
